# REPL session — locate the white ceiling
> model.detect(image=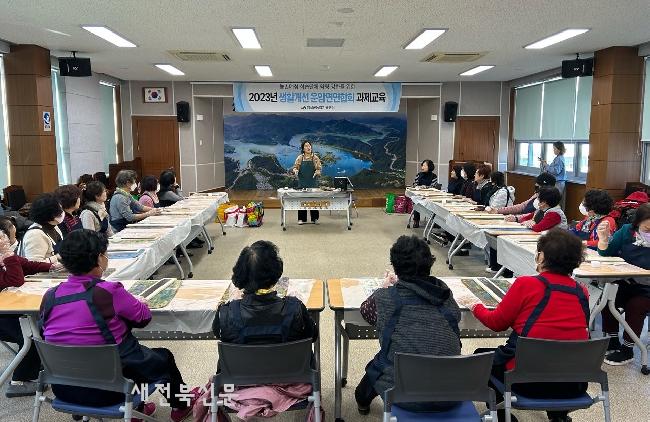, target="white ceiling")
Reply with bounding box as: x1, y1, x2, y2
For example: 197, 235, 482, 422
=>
1, 0, 650, 82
